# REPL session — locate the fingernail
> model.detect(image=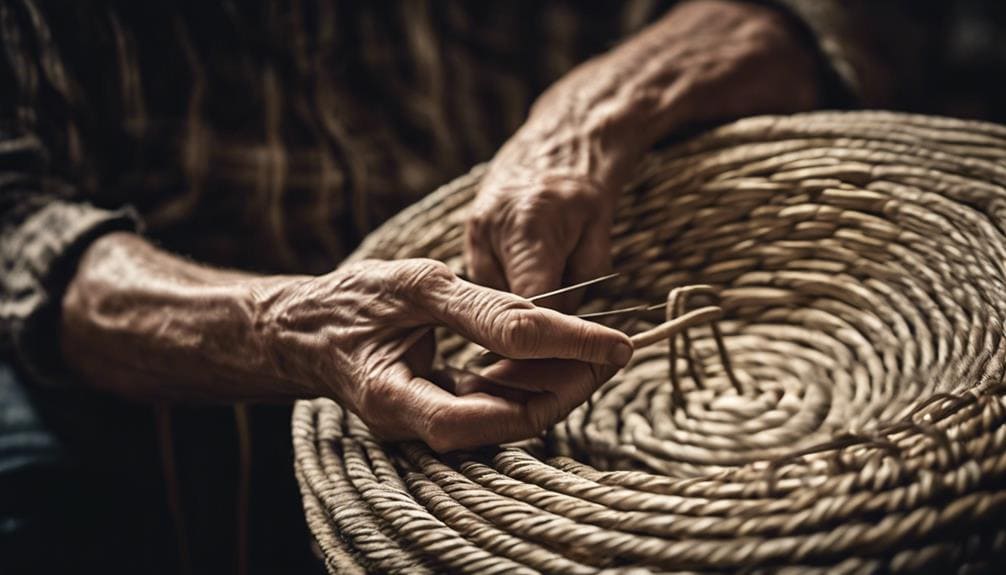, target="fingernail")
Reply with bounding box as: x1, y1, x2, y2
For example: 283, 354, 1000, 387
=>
607, 342, 633, 367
